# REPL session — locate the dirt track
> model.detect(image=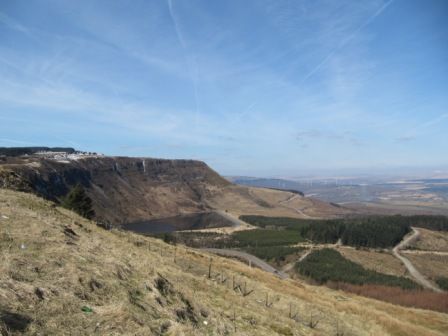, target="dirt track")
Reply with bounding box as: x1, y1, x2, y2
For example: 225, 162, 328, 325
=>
392, 227, 443, 292
278, 194, 313, 218
202, 248, 289, 279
